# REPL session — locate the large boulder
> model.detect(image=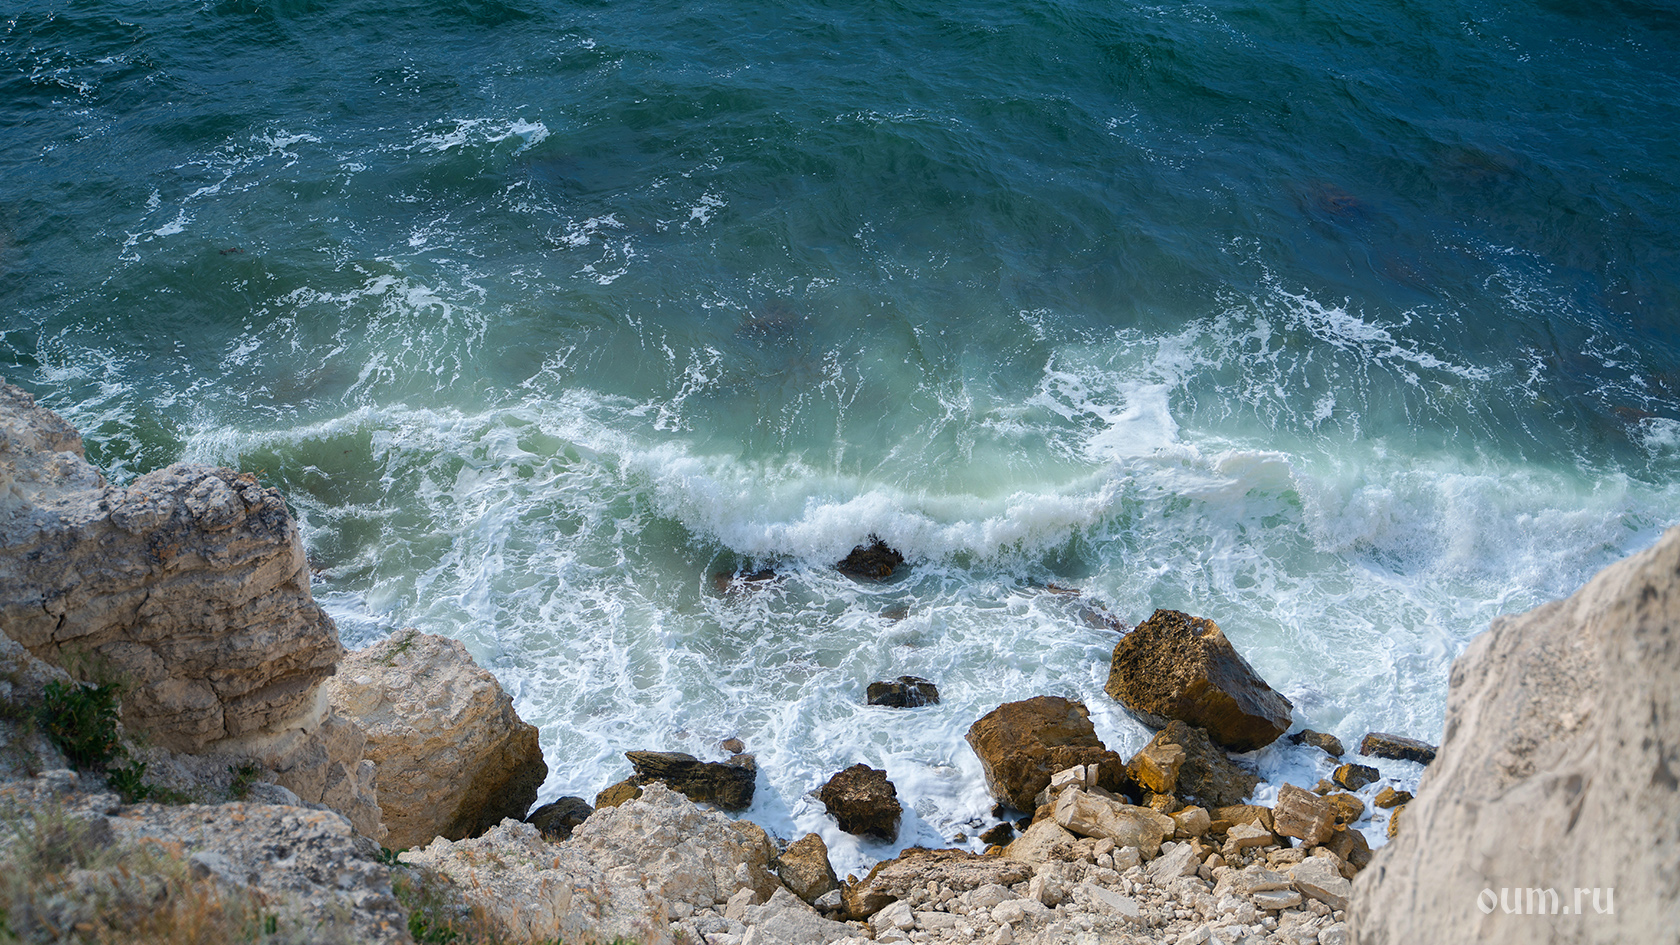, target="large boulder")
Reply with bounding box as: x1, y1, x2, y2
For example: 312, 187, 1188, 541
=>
1104, 609, 1292, 751
623, 750, 756, 811
0, 381, 341, 751
964, 696, 1130, 812
819, 763, 901, 841
325, 630, 546, 849
777, 832, 840, 904
1353, 526, 1680, 945
1148, 720, 1261, 809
